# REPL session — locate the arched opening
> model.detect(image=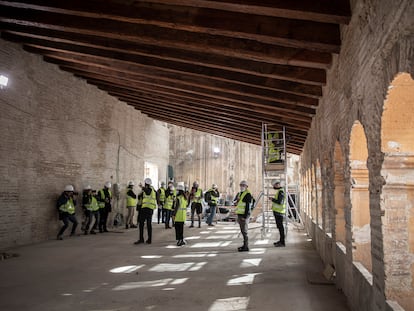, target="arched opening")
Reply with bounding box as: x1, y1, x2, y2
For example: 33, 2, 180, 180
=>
315, 160, 323, 227
381, 72, 414, 310
334, 141, 346, 246
322, 157, 333, 235
311, 165, 317, 222
350, 121, 372, 272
